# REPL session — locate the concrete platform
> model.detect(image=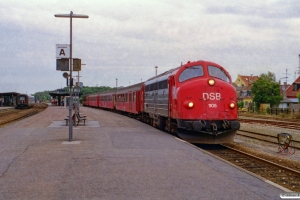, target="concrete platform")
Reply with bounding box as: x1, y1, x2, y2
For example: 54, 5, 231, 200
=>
0, 106, 286, 199
0, 106, 14, 110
